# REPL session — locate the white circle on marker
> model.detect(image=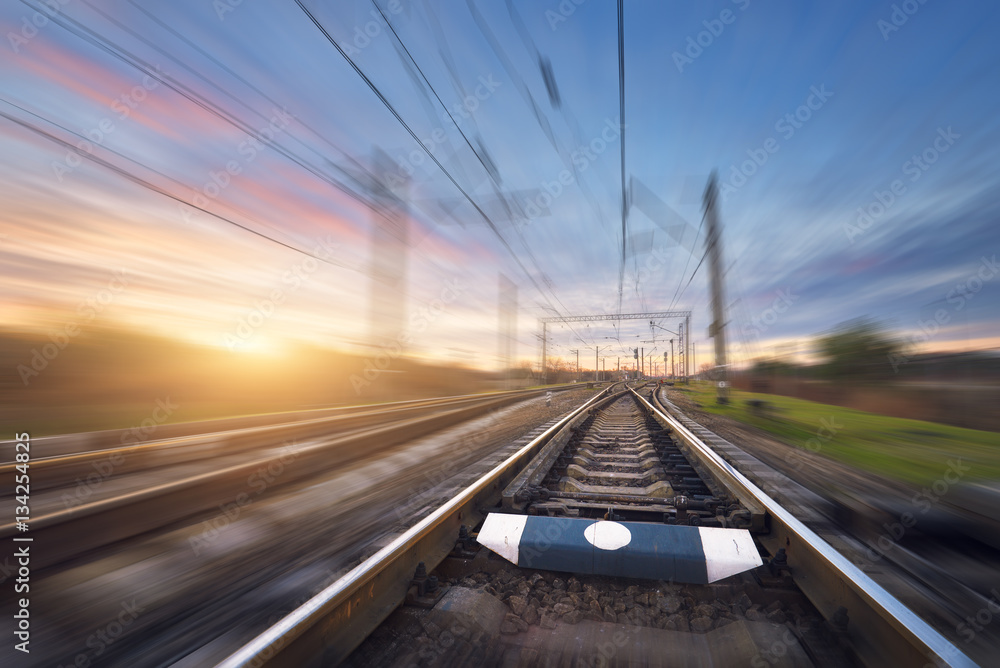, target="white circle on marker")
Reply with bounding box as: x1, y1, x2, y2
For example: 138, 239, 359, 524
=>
584, 521, 632, 551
